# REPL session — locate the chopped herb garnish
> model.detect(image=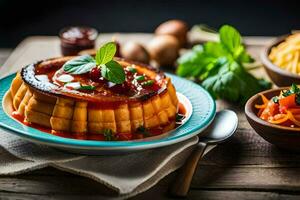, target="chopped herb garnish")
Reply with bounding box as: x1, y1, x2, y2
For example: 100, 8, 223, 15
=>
283, 83, 300, 97
79, 85, 96, 90
135, 75, 145, 81
282, 83, 300, 105
176, 113, 185, 122
136, 126, 150, 136
272, 96, 279, 104
128, 67, 137, 73
103, 129, 114, 141
142, 80, 154, 86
